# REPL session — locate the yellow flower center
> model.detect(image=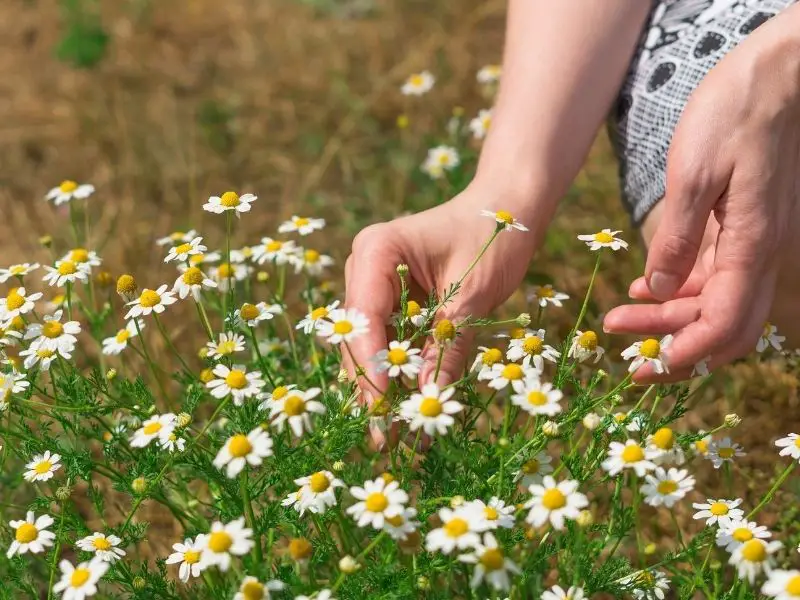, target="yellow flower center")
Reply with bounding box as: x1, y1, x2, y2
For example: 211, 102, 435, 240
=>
283, 395, 306, 416
310, 307, 328, 320
216, 340, 238, 356
578, 331, 598, 350
509, 328, 525, 339
527, 391, 548, 407
365, 492, 389, 513
651, 427, 674, 450
139, 290, 161, 308
182, 267, 205, 286
60, 180, 79, 193
444, 518, 469, 538
695, 440, 709, 455
266, 240, 283, 253
409, 74, 424, 87
594, 231, 614, 244
740, 540, 766, 563
521, 459, 540, 474
522, 336, 543, 355
143, 422, 162, 435
536, 286, 554, 298
15, 523, 38, 543
484, 507, 499, 521
5, 289, 24, 311
293, 217, 310, 227
115, 329, 130, 343
10, 265, 27, 275
387, 348, 408, 366
657, 480, 678, 495
217, 263, 234, 278
406, 301, 421, 318
93, 537, 112, 551
208, 531, 233, 553
479, 548, 505, 571
481, 348, 503, 366
34, 461, 53, 475
70, 568, 91, 588
419, 397, 442, 417
225, 370, 248, 390
272, 386, 289, 400
786, 576, 800, 595
437, 153, 450, 166
718, 447, 735, 459
385, 514, 405, 527
434, 319, 456, 342
304, 250, 320, 264
189, 254, 205, 265
732, 528, 754, 543
794, 438, 800, 449
621, 444, 645, 463
220, 191, 240, 207
183, 550, 201, 564
309, 472, 330, 493
69, 248, 90, 263
241, 581, 265, 600
541, 488, 567, 510
709, 502, 729, 516
639, 339, 661, 359
58, 261, 77, 276
174, 243, 192, 256
288, 538, 312, 560
494, 210, 514, 225
116, 274, 136, 294
42, 321, 64, 338
228, 434, 253, 458
240, 303, 260, 321
36, 349, 55, 359
170, 231, 186, 242
501, 363, 524, 380
333, 320, 353, 335
763, 322, 773, 337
